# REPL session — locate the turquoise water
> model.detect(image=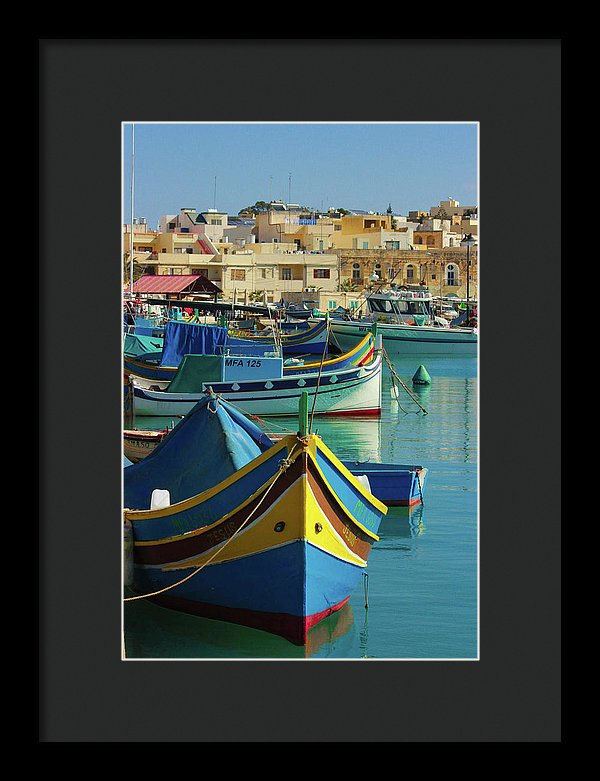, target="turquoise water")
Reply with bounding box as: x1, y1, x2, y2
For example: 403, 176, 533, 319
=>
123, 354, 478, 660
